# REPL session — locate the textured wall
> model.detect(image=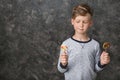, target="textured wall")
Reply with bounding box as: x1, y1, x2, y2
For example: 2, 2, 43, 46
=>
0, 0, 120, 80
